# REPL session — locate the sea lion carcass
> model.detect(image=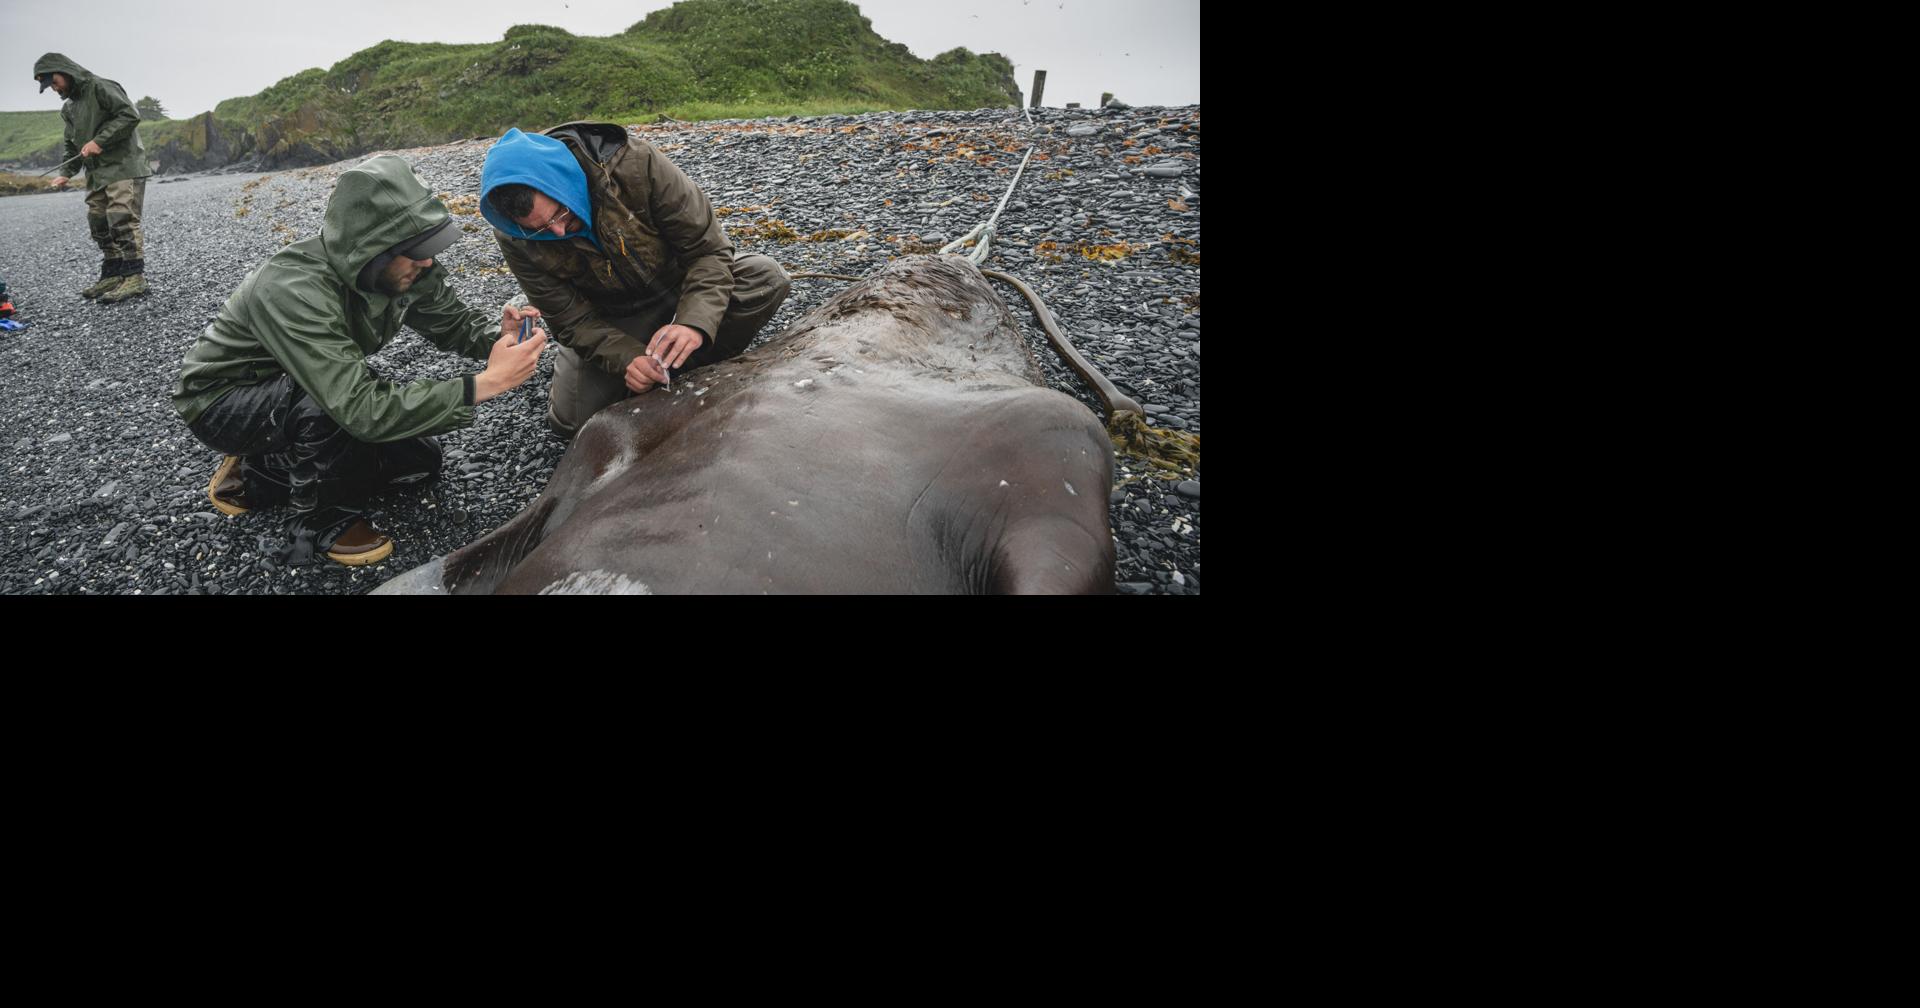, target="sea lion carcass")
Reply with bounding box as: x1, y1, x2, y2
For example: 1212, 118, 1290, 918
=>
374, 254, 1118, 594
